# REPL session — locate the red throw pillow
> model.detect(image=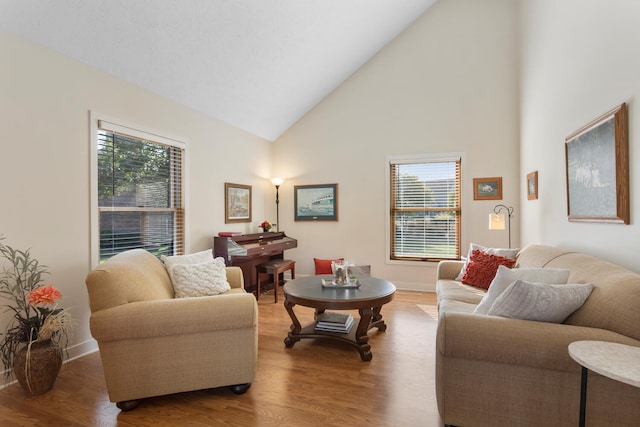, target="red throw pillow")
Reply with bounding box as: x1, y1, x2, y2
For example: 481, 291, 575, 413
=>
314, 258, 344, 274
462, 249, 516, 290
